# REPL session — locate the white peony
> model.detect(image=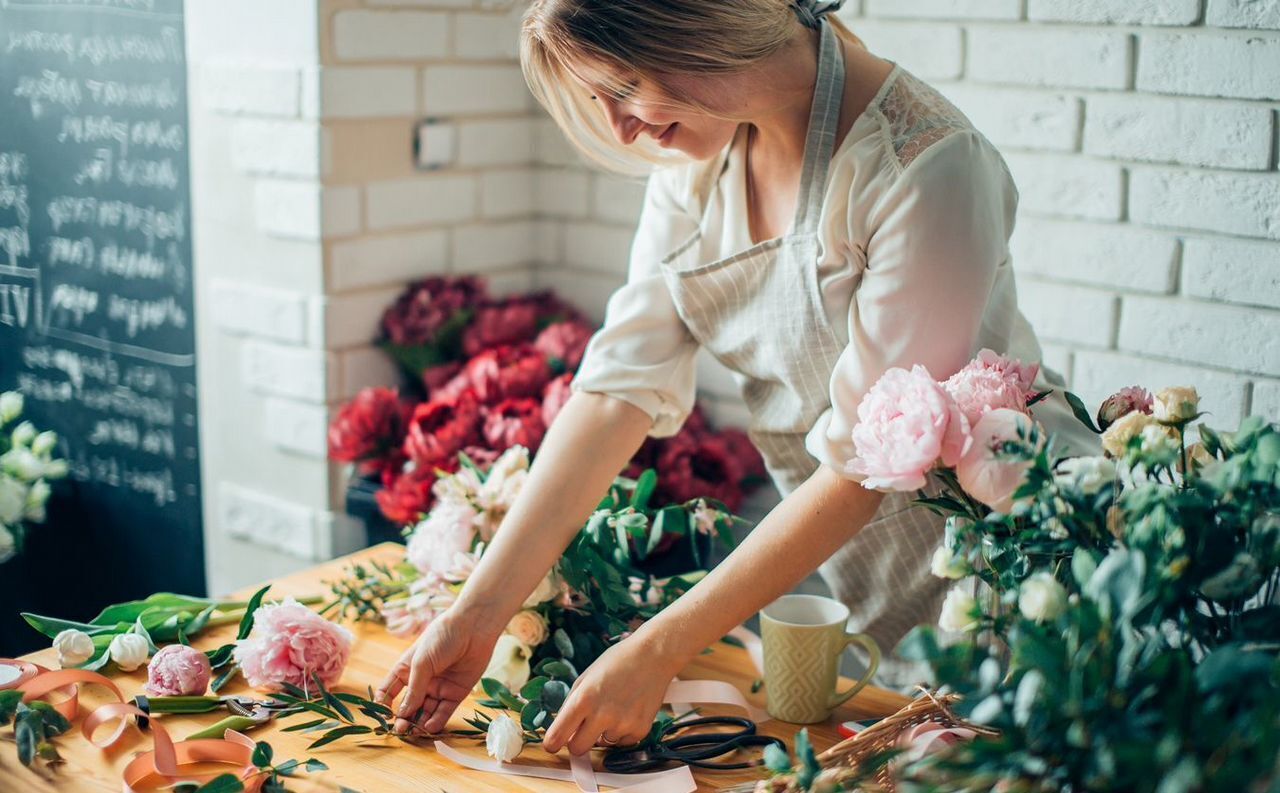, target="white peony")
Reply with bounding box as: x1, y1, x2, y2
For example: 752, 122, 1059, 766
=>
406, 500, 479, 576
108, 632, 149, 671
929, 545, 969, 580
485, 713, 524, 763
1018, 573, 1068, 623
938, 587, 979, 633
0, 392, 23, 424
0, 523, 14, 564
1053, 456, 1116, 495
0, 476, 27, 524
53, 629, 95, 668
477, 634, 532, 693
